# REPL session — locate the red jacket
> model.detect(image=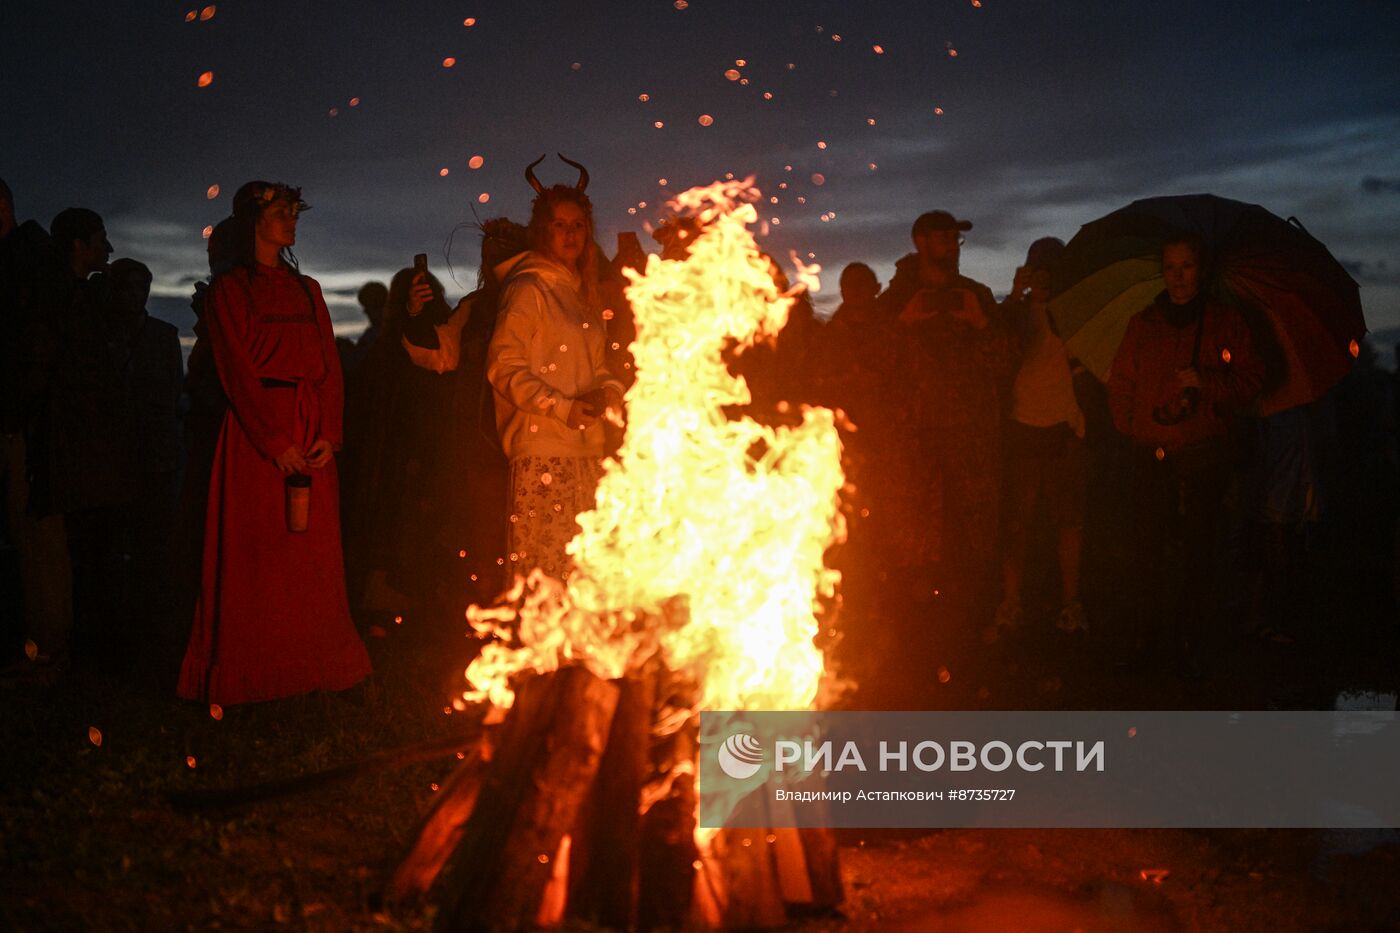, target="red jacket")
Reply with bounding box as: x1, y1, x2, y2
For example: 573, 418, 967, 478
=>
1107, 295, 1263, 453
